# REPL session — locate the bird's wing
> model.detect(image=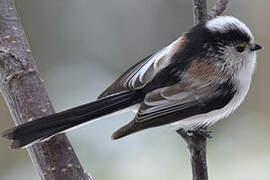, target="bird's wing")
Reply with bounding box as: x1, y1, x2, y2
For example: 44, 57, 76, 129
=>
133, 58, 237, 128
98, 37, 186, 99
